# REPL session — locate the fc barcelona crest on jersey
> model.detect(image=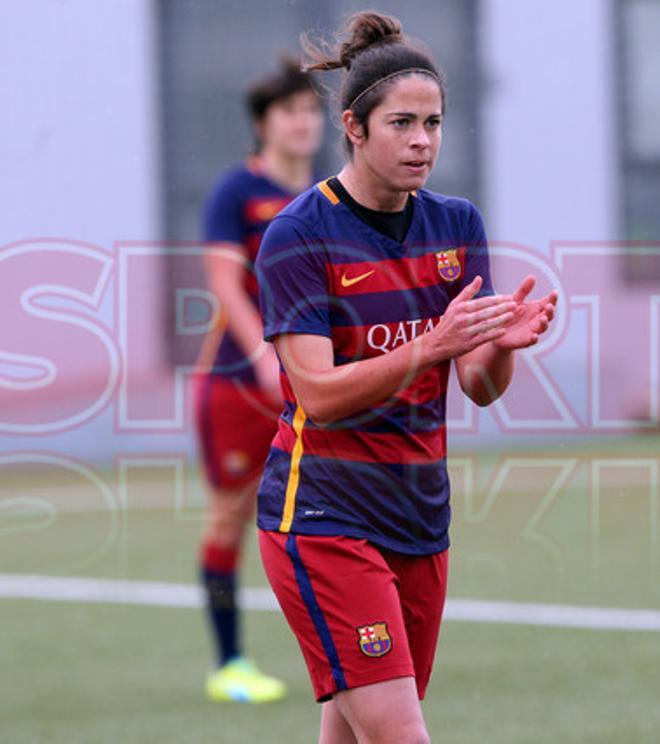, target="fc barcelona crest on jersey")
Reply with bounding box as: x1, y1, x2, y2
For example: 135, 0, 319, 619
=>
357, 622, 392, 657
435, 249, 461, 282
